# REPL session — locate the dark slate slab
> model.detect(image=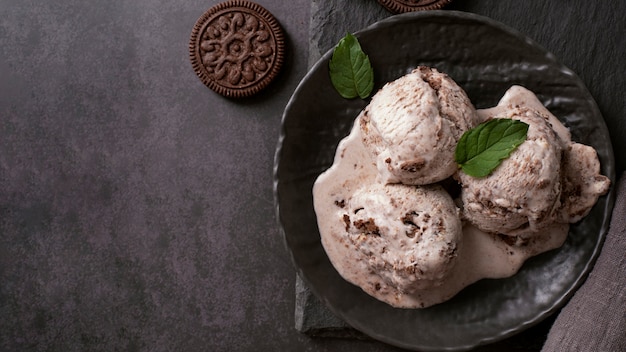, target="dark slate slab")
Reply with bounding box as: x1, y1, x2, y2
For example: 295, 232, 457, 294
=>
308, 0, 388, 65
